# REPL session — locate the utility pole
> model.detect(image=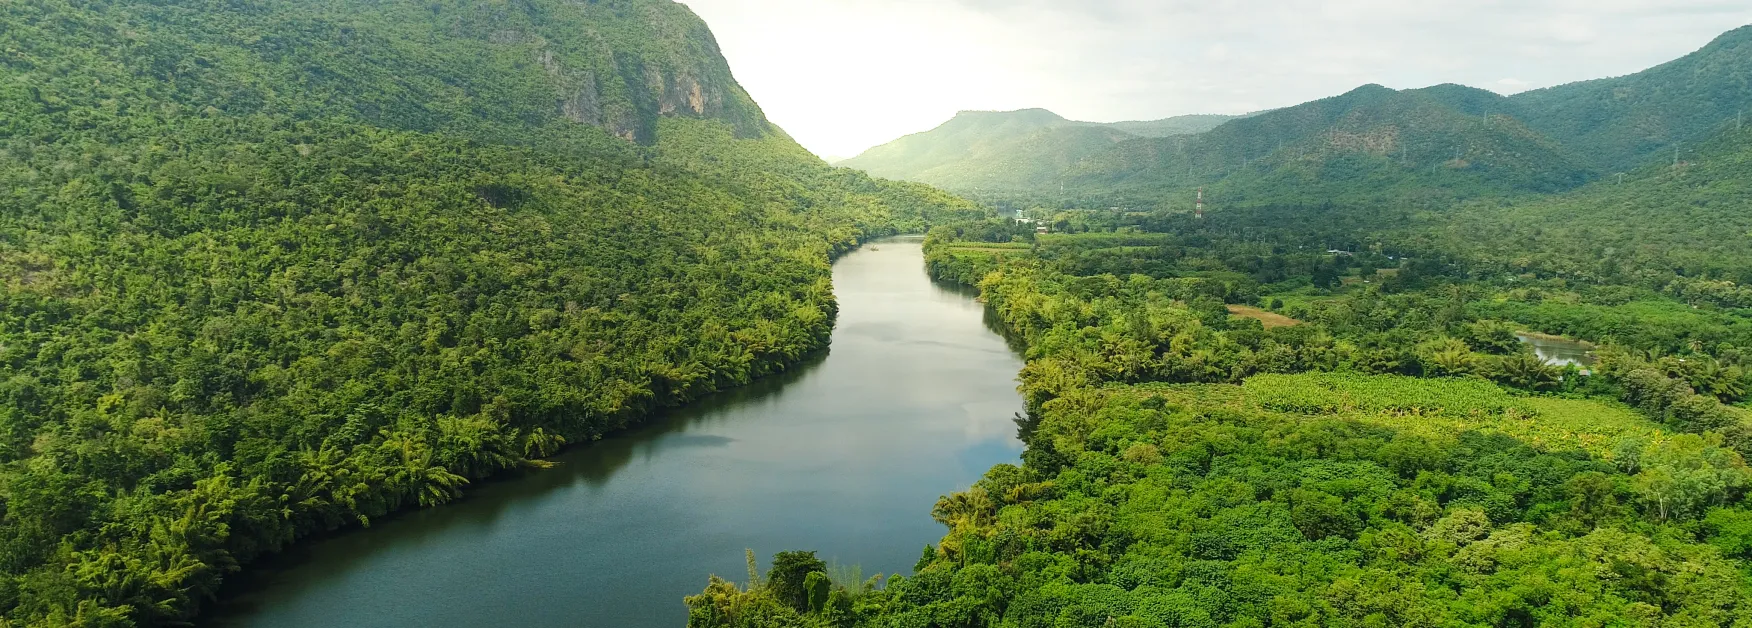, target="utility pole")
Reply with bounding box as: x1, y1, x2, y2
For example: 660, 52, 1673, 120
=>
1195, 188, 1205, 220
